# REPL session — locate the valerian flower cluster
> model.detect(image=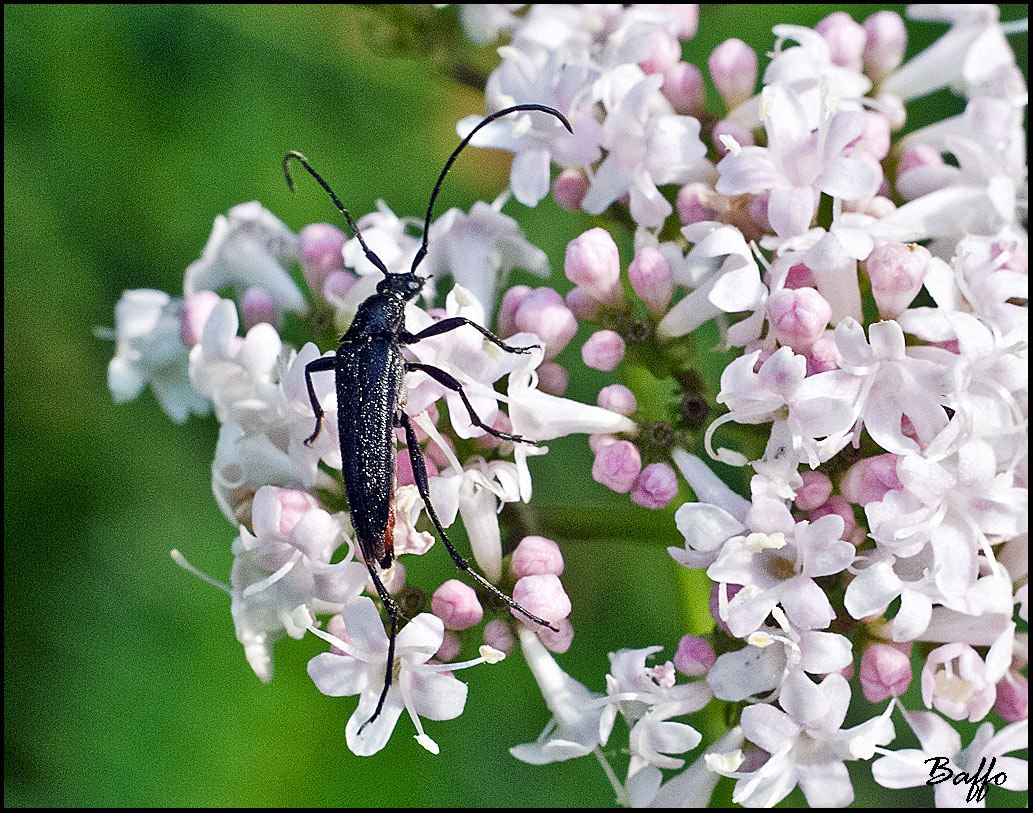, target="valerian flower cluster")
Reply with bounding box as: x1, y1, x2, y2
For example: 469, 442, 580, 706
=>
106, 4, 1027, 807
